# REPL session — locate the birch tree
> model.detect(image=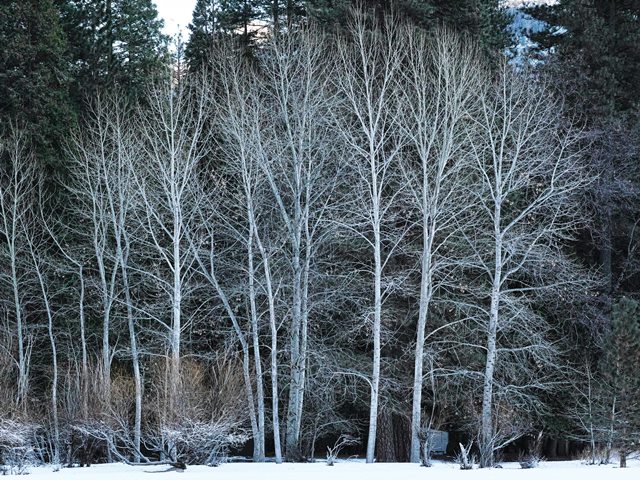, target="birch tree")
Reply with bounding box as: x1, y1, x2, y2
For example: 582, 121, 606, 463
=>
134, 74, 212, 419
400, 28, 481, 462
335, 11, 405, 463
467, 65, 588, 467
258, 28, 338, 461
0, 127, 36, 411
